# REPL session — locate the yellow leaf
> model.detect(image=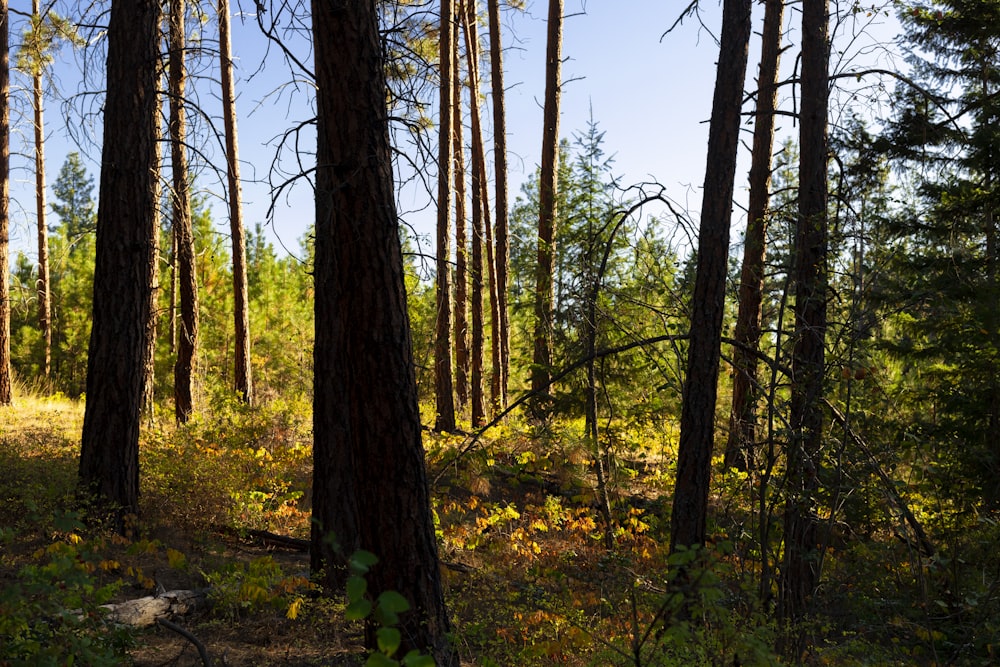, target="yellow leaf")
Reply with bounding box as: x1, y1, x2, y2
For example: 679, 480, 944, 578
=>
286, 596, 303, 620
